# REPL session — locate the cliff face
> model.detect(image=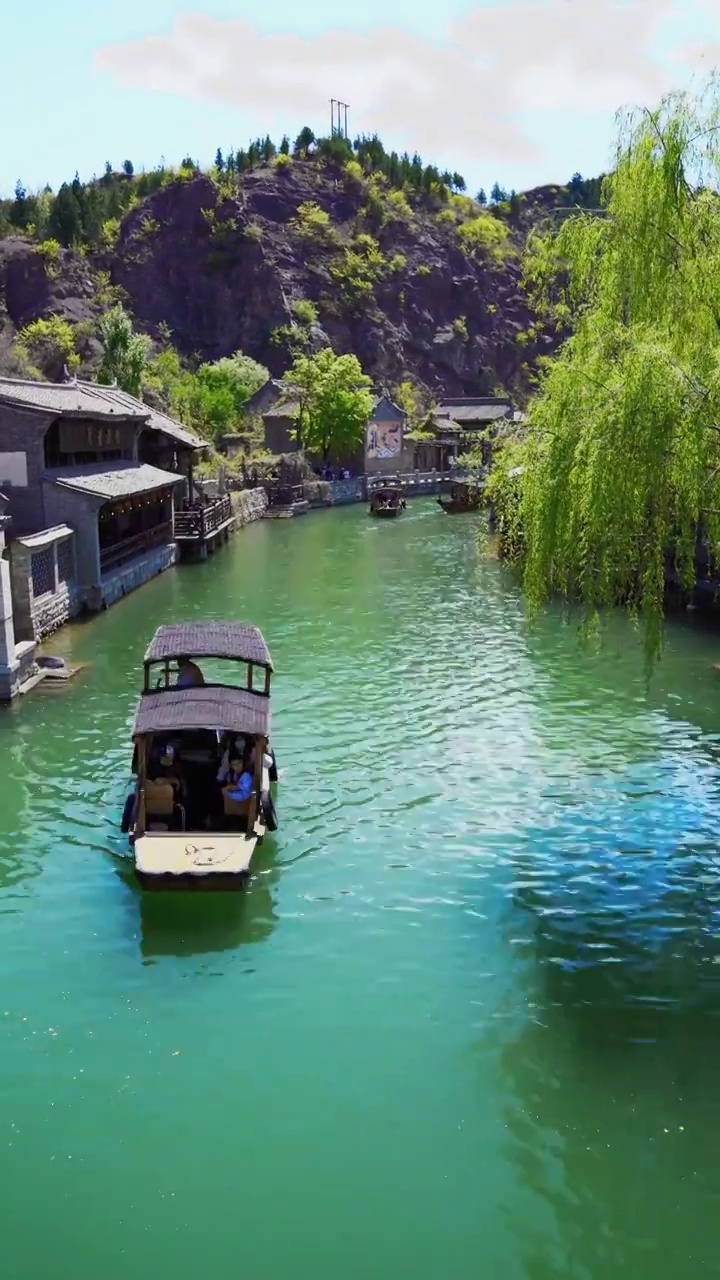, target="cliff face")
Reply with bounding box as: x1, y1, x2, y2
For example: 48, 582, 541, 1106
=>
0, 159, 560, 398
